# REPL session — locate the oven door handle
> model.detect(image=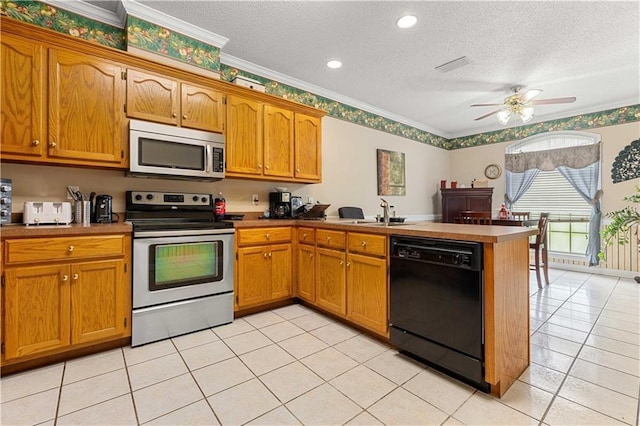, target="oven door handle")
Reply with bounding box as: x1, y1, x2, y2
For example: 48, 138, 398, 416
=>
134, 228, 235, 238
